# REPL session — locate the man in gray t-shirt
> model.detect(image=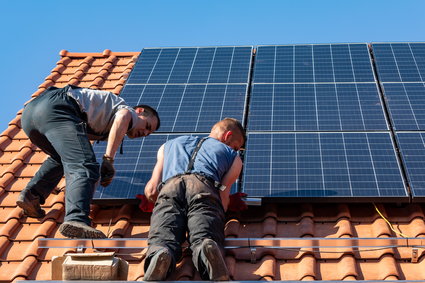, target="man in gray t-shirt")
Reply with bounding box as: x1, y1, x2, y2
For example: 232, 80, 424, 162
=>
16, 85, 160, 238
